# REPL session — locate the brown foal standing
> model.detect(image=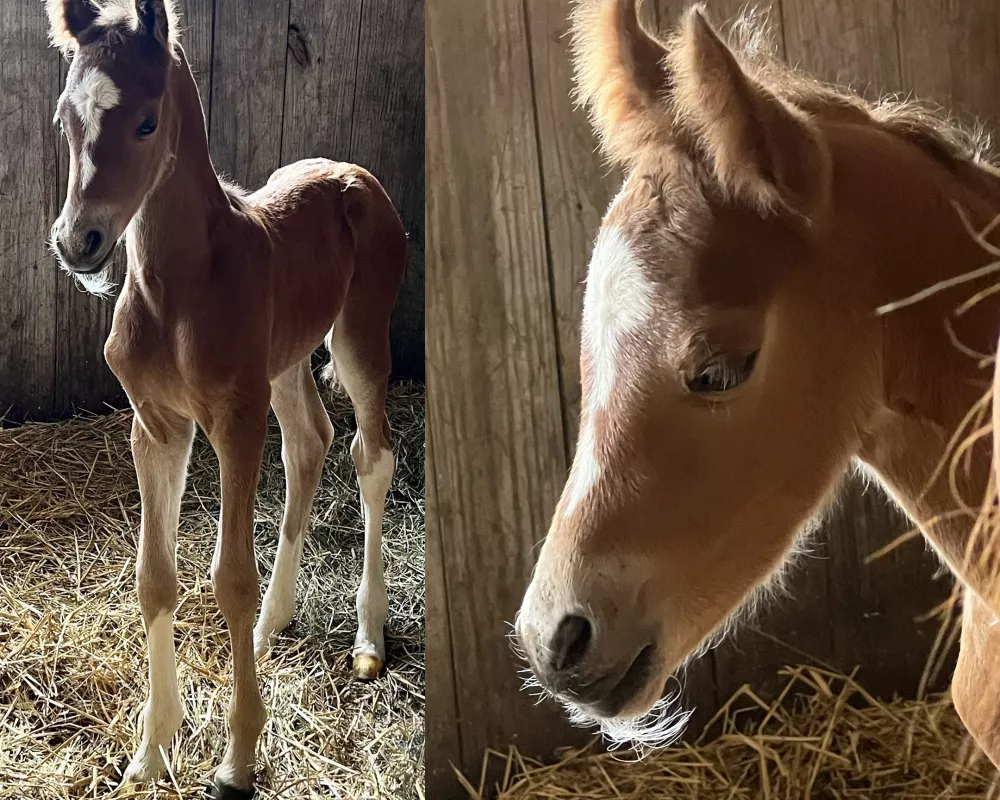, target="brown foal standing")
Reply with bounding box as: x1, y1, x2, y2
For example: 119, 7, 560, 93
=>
518, 0, 1000, 765
46, 0, 406, 794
